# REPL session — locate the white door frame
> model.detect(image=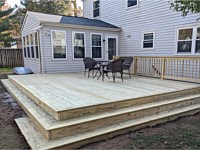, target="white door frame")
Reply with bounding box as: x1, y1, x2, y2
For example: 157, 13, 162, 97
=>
105, 35, 119, 60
